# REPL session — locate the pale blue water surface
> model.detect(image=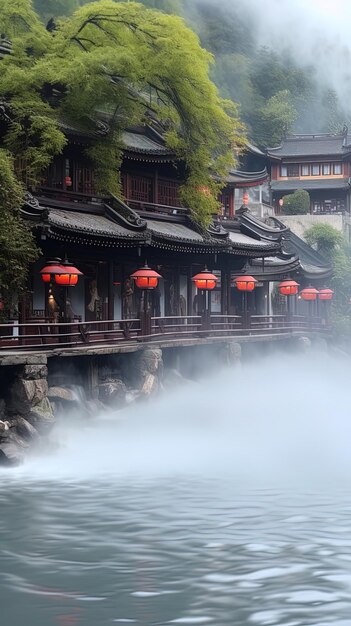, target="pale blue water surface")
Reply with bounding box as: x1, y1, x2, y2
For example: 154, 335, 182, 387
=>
1, 353, 351, 626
